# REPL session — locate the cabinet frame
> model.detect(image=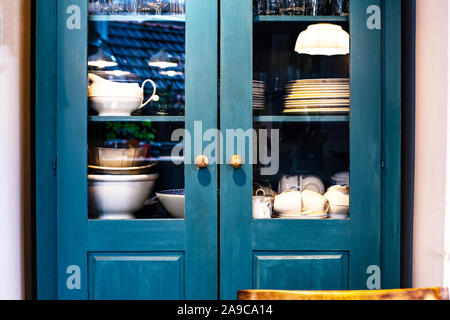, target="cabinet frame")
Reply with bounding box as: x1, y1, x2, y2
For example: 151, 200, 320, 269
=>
35, 0, 401, 299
